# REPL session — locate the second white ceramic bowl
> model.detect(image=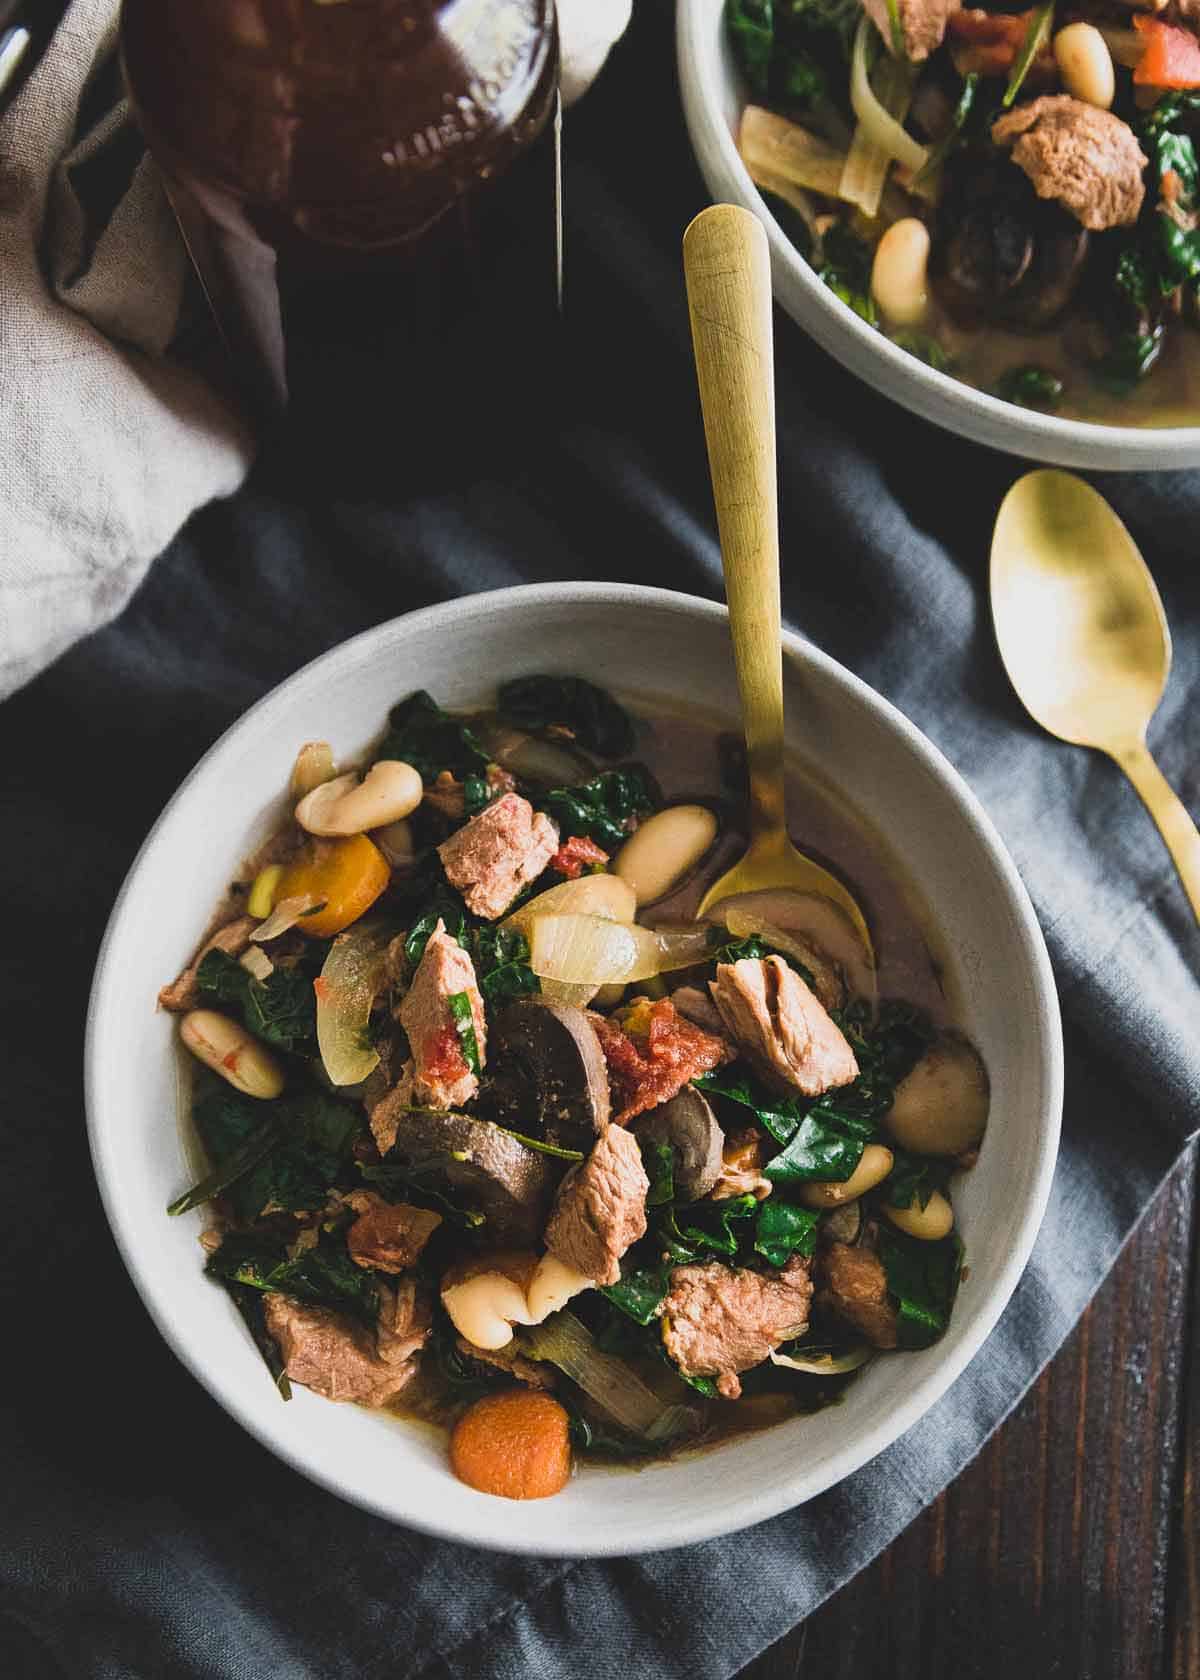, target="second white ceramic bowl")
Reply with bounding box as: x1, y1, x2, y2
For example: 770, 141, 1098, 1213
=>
86, 584, 1062, 1555
677, 0, 1200, 469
